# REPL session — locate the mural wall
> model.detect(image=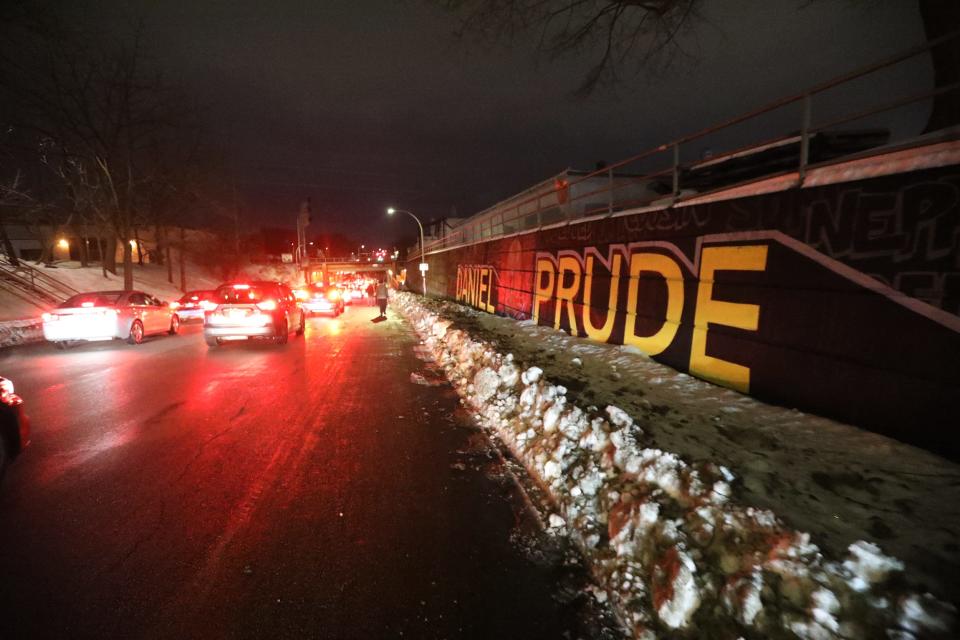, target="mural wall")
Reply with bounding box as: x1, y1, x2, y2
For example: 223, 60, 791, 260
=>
413, 165, 960, 458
